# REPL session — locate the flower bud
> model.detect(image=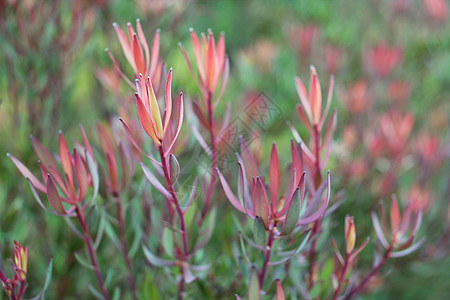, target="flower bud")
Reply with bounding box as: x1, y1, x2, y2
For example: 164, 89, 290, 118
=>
345, 215, 356, 254
13, 241, 27, 281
